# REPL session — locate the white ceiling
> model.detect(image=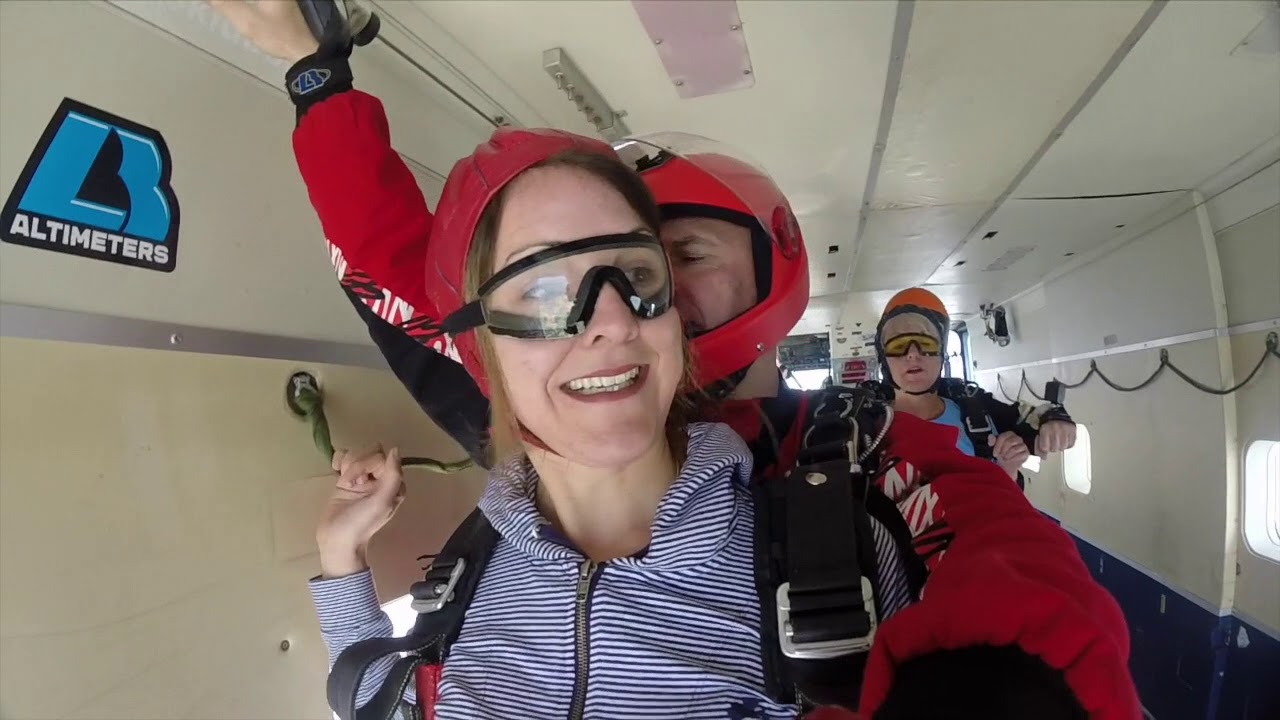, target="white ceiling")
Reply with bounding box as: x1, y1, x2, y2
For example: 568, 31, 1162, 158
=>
389, 0, 1277, 338
139, 0, 1280, 341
